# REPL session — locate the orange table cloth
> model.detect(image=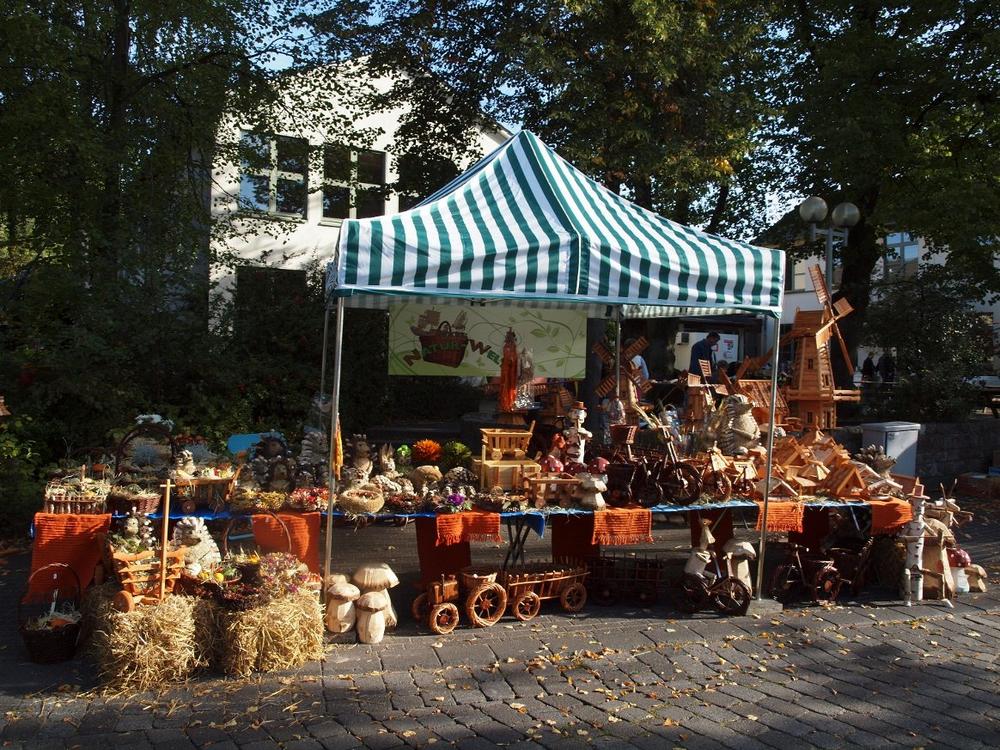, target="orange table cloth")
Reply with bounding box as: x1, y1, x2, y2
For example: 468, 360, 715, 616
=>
868, 498, 913, 533
755, 501, 805, 533
591, 506, 653, 546
434, 511, 502, 546
29, 513, 112, 596
252, 511, 321, 573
